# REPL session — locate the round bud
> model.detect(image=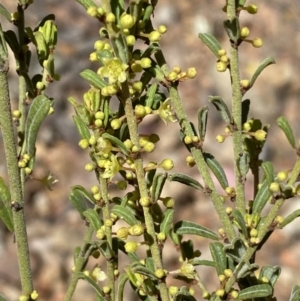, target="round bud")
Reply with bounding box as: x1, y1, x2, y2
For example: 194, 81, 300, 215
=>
216, 135, 225, 143
79, 139, 89, 149
129, 224, 144, 236
202, 292, 211, 299
254, 129, 267, 141
95, 119, 103, 127
187, 67, 197, 79
167, 71, 178, 81
25, 167, 32, 175
120, 14, 135, 29
92, 250, 100, 258
246, 4, 258, 14
218, 49, 226, 56
157, 232, 166, 241
216, 61, 227, 72
250, 228, 258, 237
169, 286, 179, 296
94, 40, 105, 50
95, 111, 105, 120
225, 186, 235, 195
110, 118, 121, 130
124, 241, 139, 253
162, 197, 174, 208
117, 227, 129, 239
277, 171, 288, 182
149, 30, 161, 42
224, 269, 233, 277
216, 289, 225, 297
252, 38, 263, 48
184, 135, 193, 144
243, 122, 251, 131
131, 62, 143, 73
135, 104, 146, 118
97, 7, 105, 16
106, 12, 116, 23
240, 79, 250, 88
90, 52, 98, 62
231, 290, 239, 299
261, 276, 269, 283
30, 290, 38, 300
219, 55, 228, 63
23, 154, 31, 162
240, 27, 250, 38
226, 207, 233, 215
103, 286, 111, 294
126, 35, 136, 46
140, 57, 152, 69
96, 228, 105, 239
105, 218, 113, 227
144, 142, 155, 153
91, 185, 99, 194
19, 295, 29, 301
13, 110, 22, 119
117, 180, 127, 190
158, 25, 167, 34
36, 81, 45, 90
269, 182, 280, 193
160, 158, 174, 171
139, 196, 151, 207
155, 268, 165, 279
219, 274, 226, 282
87, 7, 98, 17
